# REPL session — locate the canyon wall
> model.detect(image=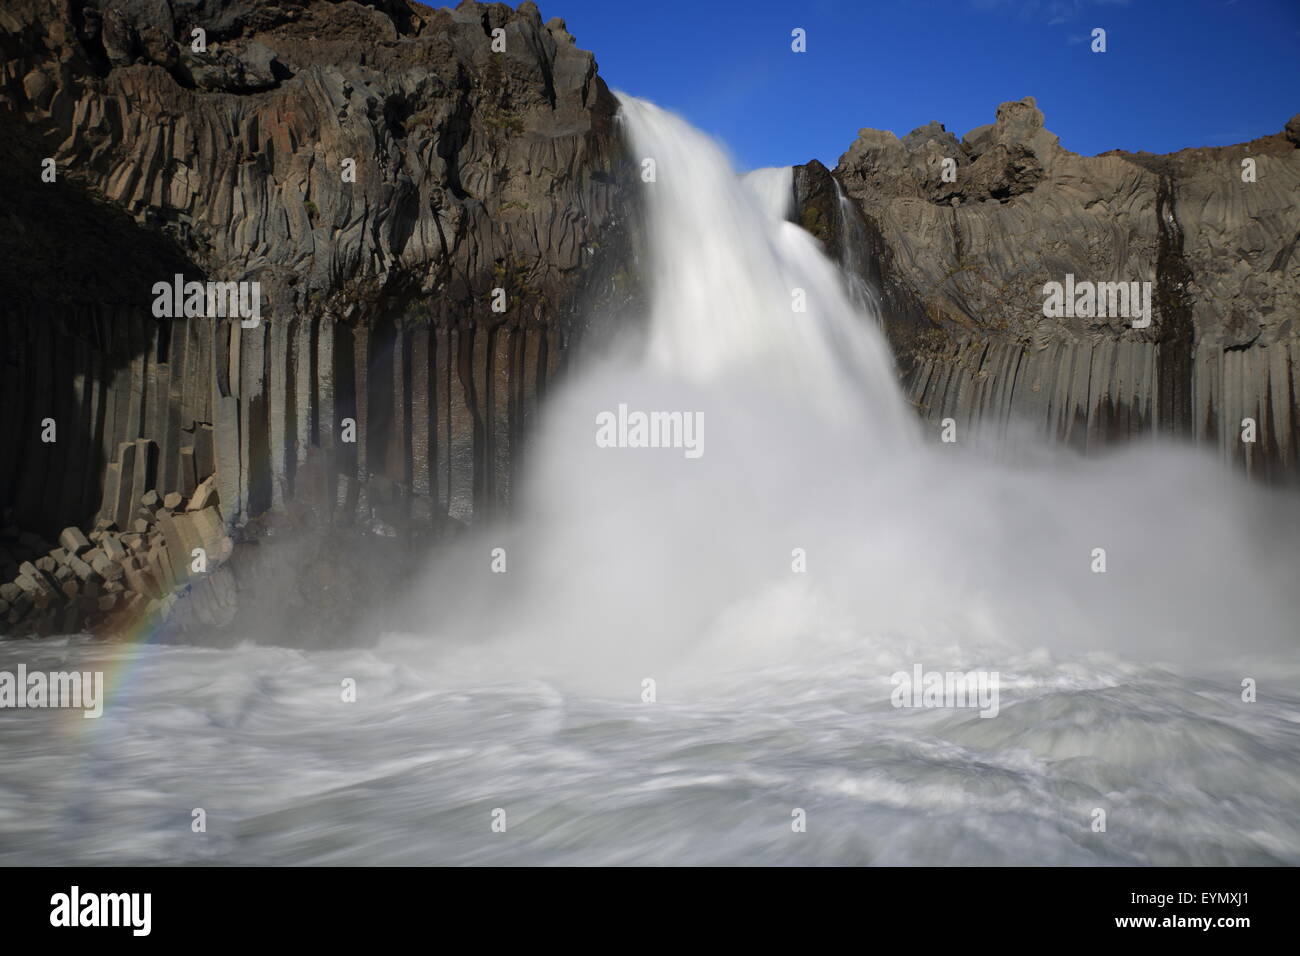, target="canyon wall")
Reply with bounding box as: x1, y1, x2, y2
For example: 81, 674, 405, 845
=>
797, 98, 1300, 480
0, 0, 640, 639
